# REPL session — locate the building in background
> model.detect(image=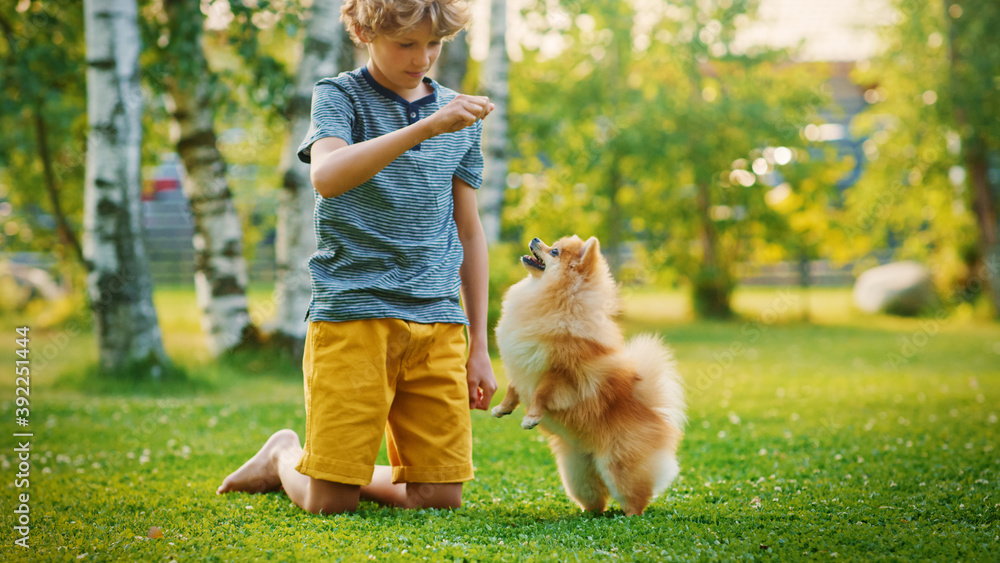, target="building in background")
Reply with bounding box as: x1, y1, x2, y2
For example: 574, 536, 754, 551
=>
141, 152, 277, 286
